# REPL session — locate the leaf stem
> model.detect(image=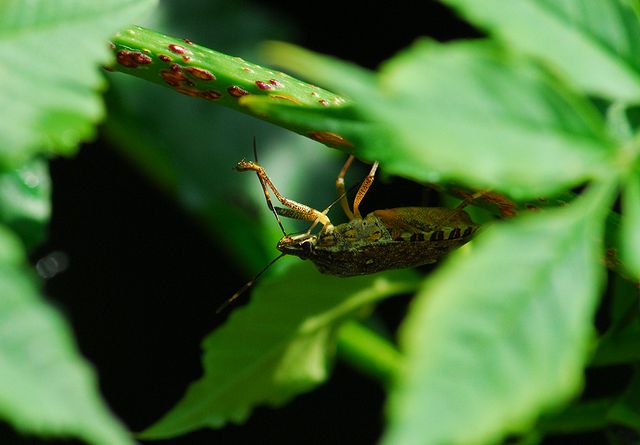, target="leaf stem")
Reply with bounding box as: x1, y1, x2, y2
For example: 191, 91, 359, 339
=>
336, 320, 403, 388
108, 25, 354, 150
